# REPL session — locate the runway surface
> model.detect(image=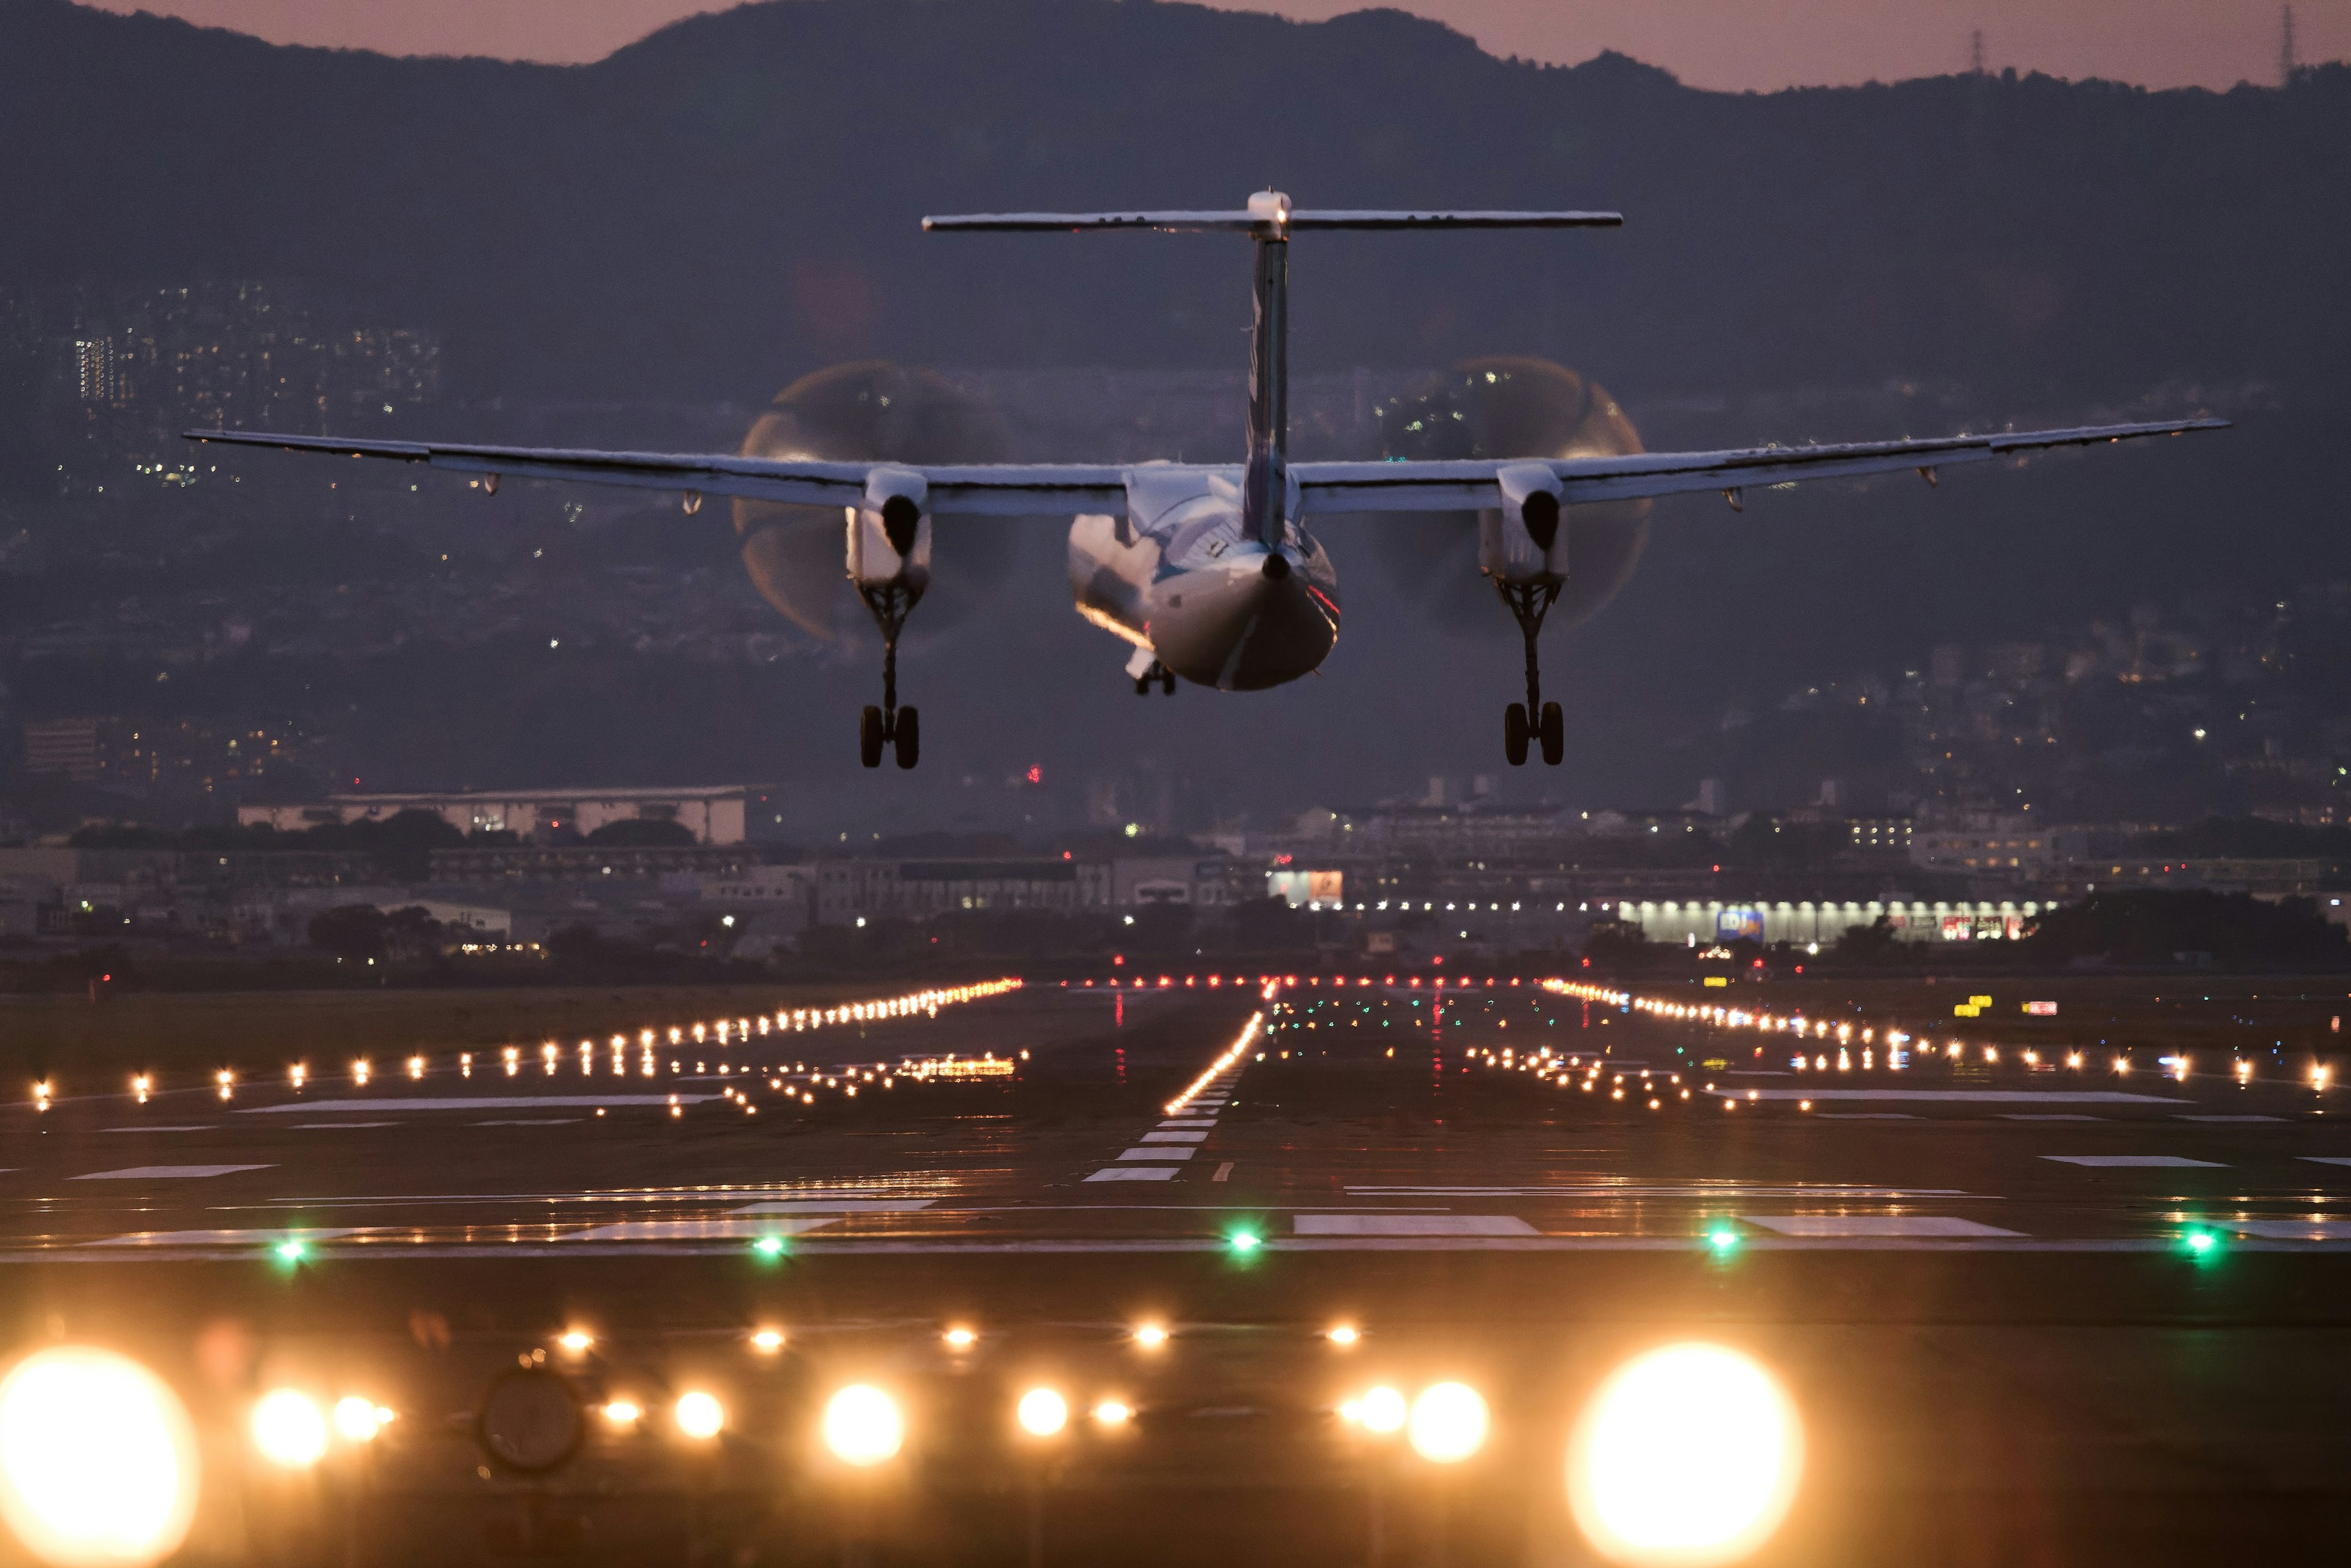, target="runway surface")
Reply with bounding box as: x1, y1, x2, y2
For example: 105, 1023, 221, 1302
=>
7, 975, 2350, 1566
